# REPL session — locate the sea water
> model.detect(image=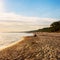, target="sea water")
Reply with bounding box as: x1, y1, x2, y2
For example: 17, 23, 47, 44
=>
0, 33, 33, 49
